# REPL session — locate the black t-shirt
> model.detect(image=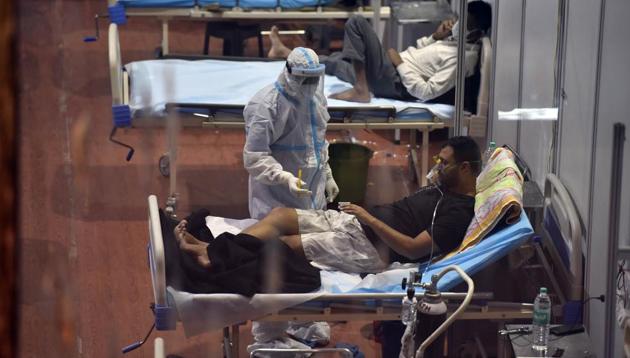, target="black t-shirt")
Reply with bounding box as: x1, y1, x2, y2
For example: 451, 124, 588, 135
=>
361, 186, 475, 264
